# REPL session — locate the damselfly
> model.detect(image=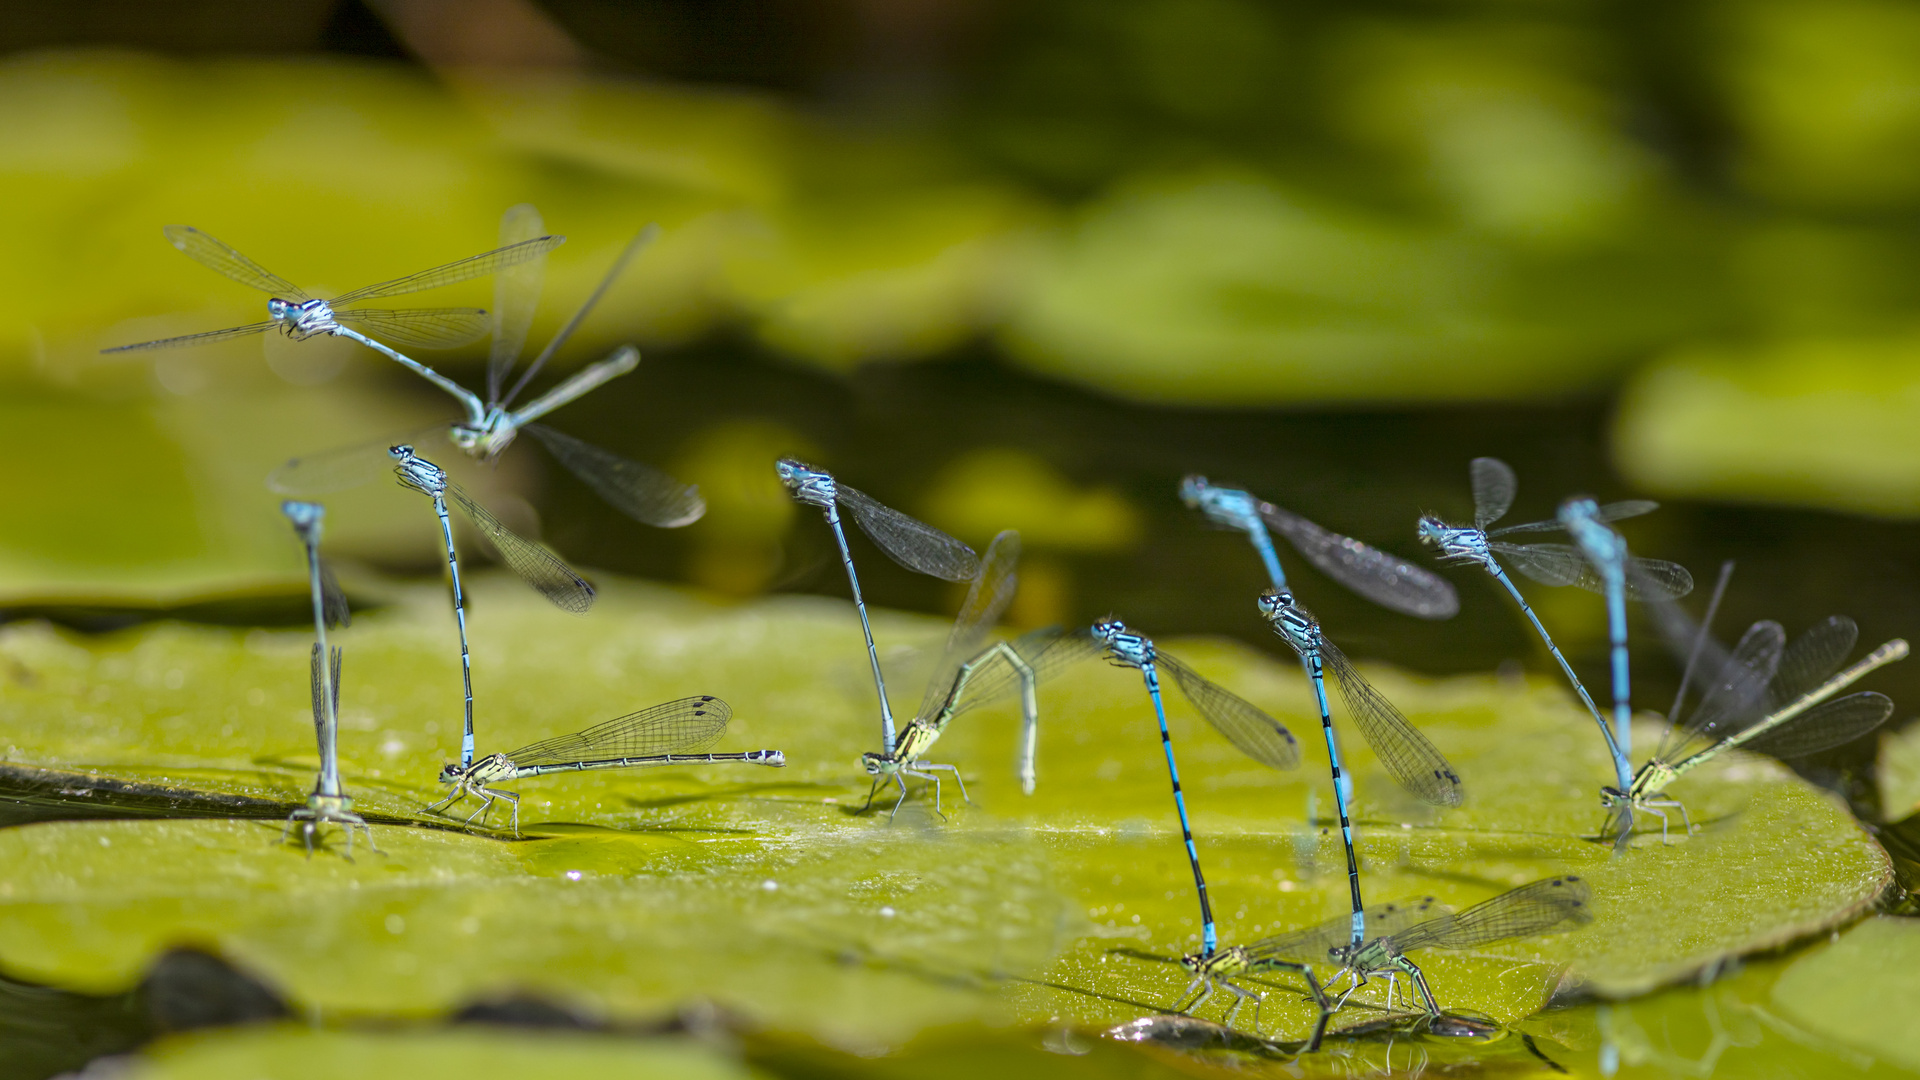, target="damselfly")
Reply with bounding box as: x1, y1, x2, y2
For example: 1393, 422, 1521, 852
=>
390, 444, 595, 769
777, 458, 980, 756
1259, 589, 1460, 951
102, 224, 560, 407
1181, 475, 1457, 620
1085, 618, 1300, 957
270, 207, 703, 531
1604, 611, 1907, 842
278, 501, 376, 858
1557, 496, 1695, 776
1417, 459, 1690, 792
1192, 876, 1591, 1021
430, 695, 783, 834
863, 530, 1046, 817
